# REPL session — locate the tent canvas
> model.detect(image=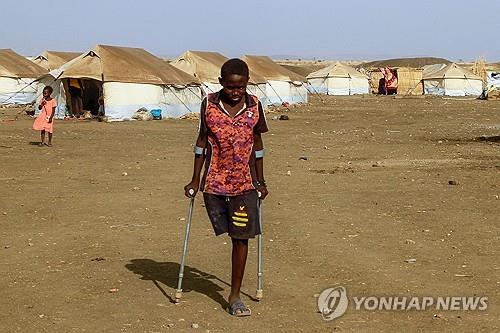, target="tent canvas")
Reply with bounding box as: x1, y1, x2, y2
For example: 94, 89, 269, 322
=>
423, 63, 483, 96
242, 55, 308, 105
32, 51, 81, 71
307, 62, 369, 95
40, 45, 203, 120
170, 50, 268, 102
486, 71, 500, 89
0, 49, 47, 105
